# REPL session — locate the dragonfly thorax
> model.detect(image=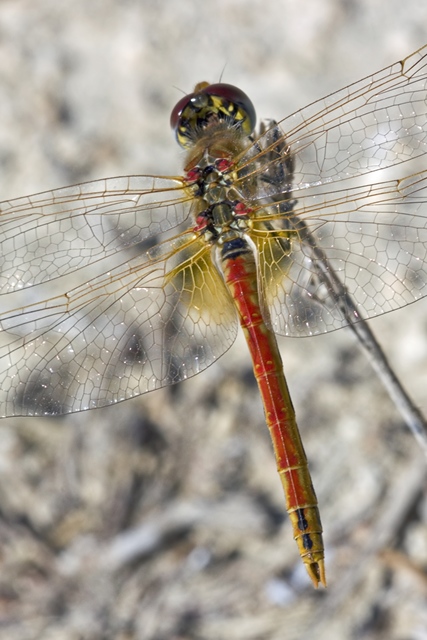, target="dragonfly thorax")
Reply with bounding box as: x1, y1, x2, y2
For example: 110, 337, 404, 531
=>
187, 153, 252, 244
193, 196, 252, 245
